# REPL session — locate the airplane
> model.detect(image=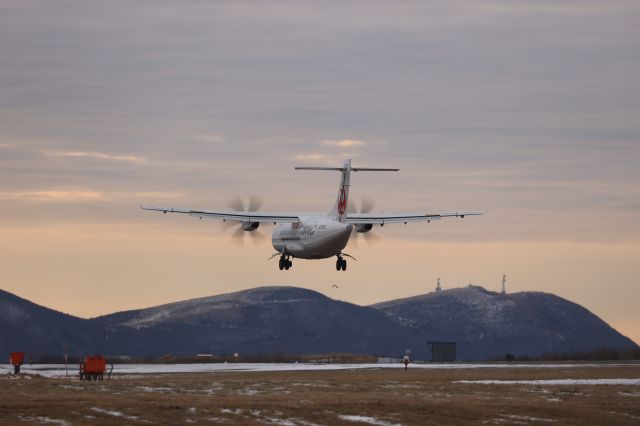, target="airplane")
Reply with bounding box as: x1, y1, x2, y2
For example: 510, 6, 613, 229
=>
142, 159, 484, 271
